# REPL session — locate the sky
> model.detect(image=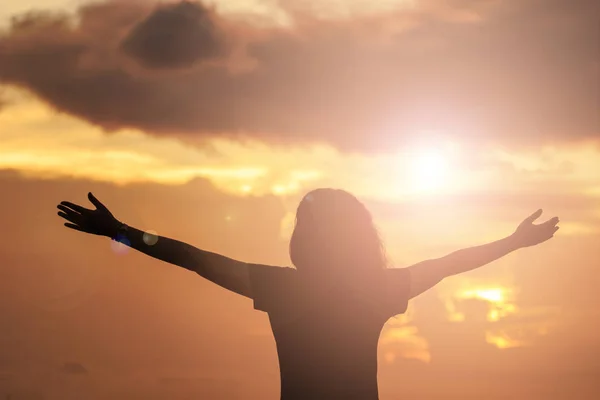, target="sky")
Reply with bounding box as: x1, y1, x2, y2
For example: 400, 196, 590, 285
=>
0, 0, 599, 399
